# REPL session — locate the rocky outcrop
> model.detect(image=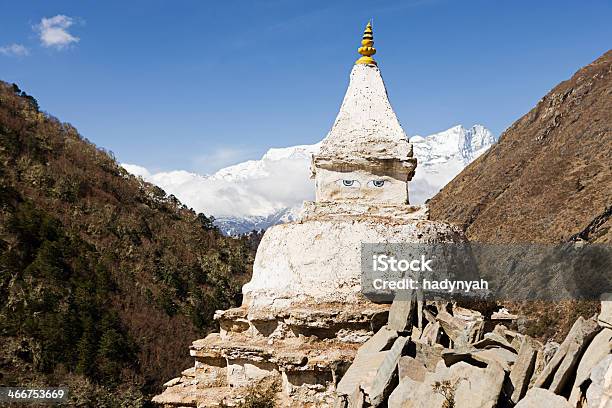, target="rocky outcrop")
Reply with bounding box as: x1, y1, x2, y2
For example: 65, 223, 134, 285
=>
333, 295, 612, 408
